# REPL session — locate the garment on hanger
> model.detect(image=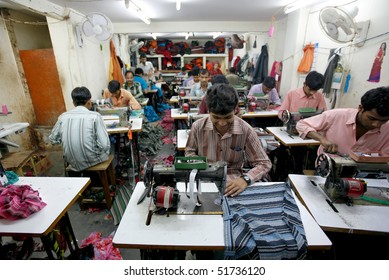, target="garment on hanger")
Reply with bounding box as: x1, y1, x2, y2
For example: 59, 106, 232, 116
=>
252, 44, 268, 85
297, 44, 315, 74
323, 48, 341, 95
